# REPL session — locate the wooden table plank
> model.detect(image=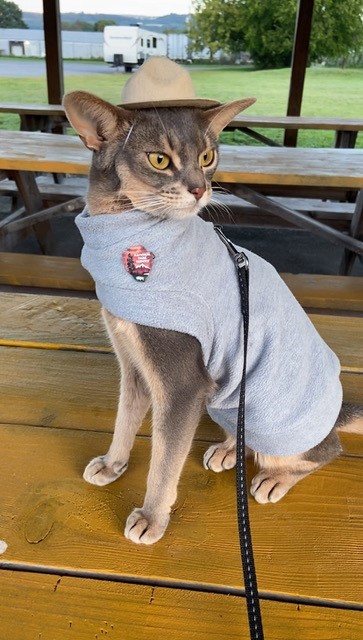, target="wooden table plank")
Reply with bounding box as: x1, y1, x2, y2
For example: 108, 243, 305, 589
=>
1, 292, 362, 371
1, 254, 362, 312
0, 102, 65, 116
0, 346, 361, 446
0, 571, 361, 640
0, 346, 223, 442
0, 253, 94, 291
0, 130, 362, 188
0, 424, 362, 605
216, 145, 363, 188
1, 104, 362, 131
0, 253, 362, 313
281, 273, 363, 312
230, 114, 363, 132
